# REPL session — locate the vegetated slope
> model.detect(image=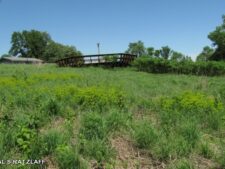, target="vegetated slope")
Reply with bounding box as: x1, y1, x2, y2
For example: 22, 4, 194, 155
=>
0, 64, 224, 169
